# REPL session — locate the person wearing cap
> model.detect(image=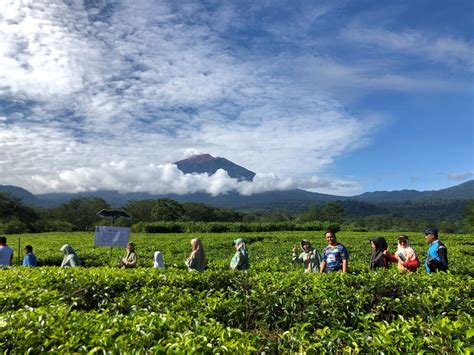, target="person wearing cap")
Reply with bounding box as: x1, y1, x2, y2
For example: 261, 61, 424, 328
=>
292, 239, 321, 272
424, 228, 448, 273
0, 236, 13, 266
369, 237, 389, 270
384, 236, 420, 272
320, 229, 349, 273
230, 238, 249, 270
